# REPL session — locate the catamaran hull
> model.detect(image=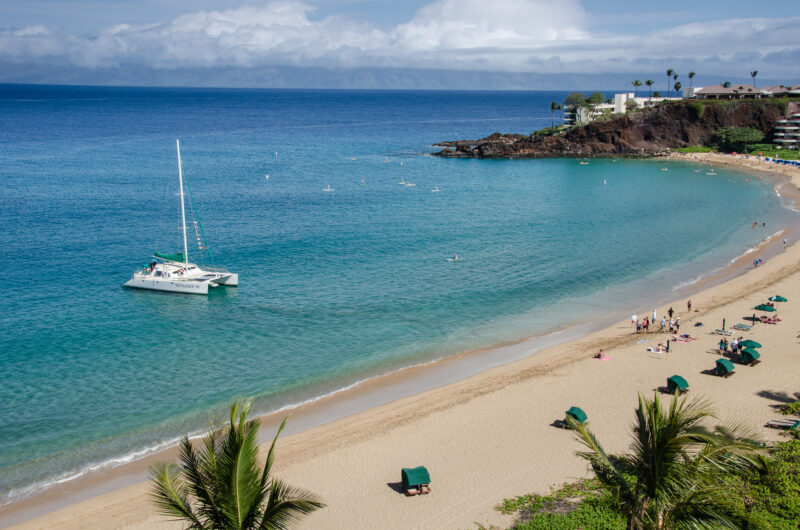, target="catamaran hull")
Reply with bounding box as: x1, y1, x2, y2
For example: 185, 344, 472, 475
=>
210, 273, 238, 286
123, 277, 210, 295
